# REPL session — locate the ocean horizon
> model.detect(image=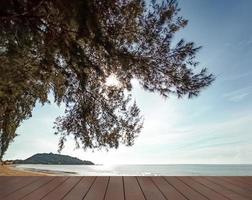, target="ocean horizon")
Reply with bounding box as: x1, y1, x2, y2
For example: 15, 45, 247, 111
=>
15, 164, 252, 176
